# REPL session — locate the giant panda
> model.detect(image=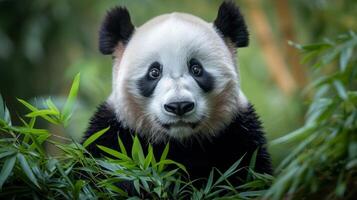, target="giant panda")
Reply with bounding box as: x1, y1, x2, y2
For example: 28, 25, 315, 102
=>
83, 1, 272, 182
